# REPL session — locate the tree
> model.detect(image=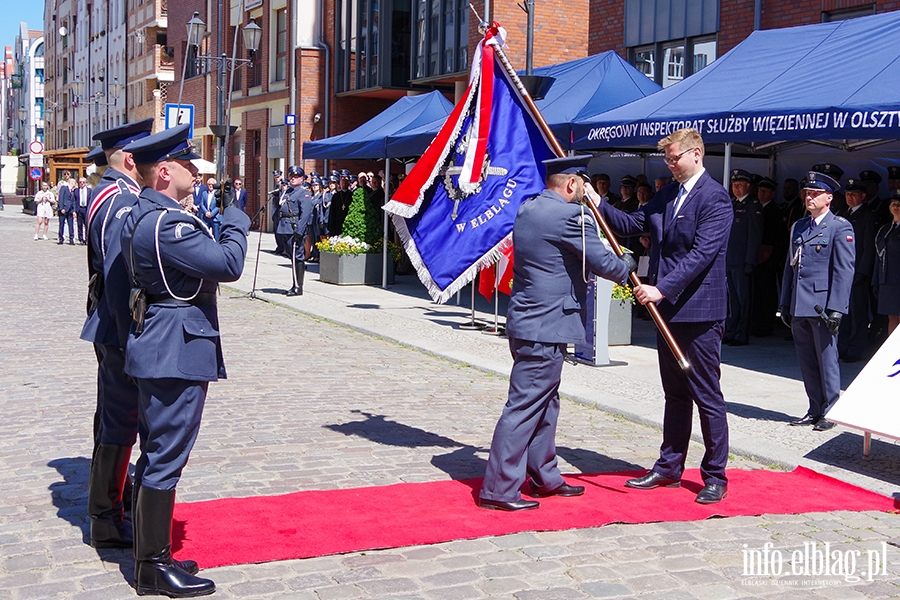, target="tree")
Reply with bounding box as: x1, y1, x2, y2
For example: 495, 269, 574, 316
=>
341, 186, 383, 245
